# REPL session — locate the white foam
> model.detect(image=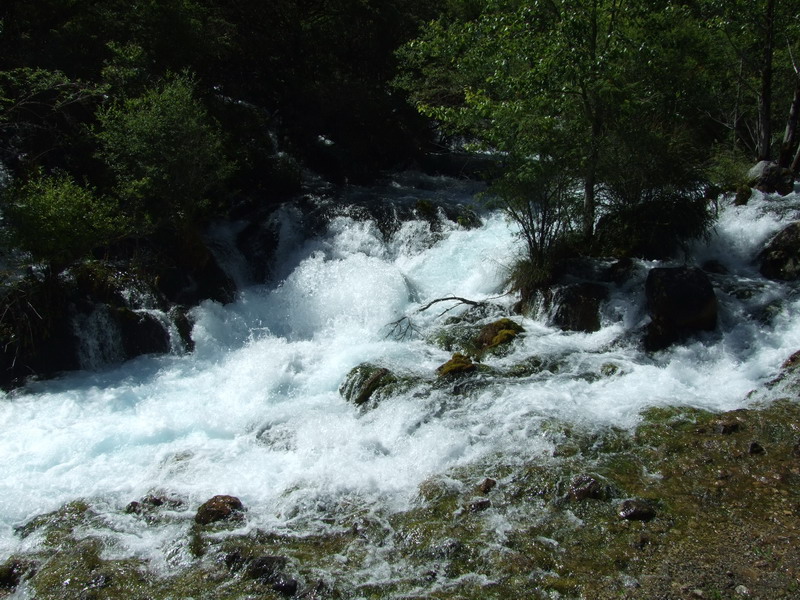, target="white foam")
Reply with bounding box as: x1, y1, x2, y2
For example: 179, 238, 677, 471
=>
1, 187, 799, 566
